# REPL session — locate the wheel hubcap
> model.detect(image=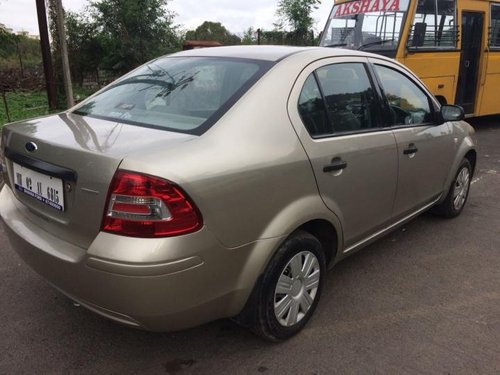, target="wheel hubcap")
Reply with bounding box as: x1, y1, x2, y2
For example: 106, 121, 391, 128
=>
274, 251, 320, 327
452, 167, 470, 211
